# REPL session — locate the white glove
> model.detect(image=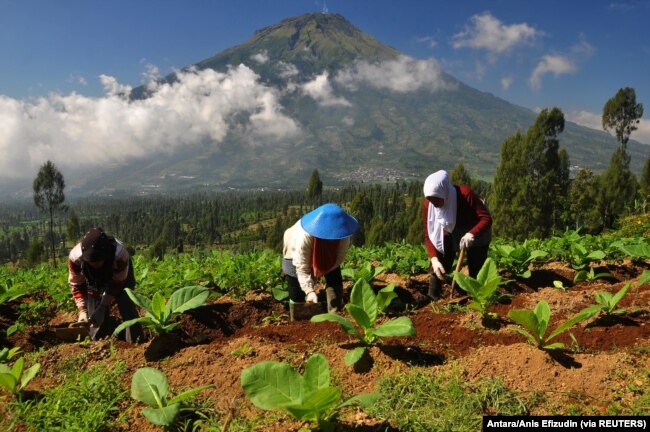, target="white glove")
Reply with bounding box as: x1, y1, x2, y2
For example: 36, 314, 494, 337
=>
306, 292, 318, 303
77, 309, 89, 323
459, 232, 474, 250
430, 257, 445, 281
